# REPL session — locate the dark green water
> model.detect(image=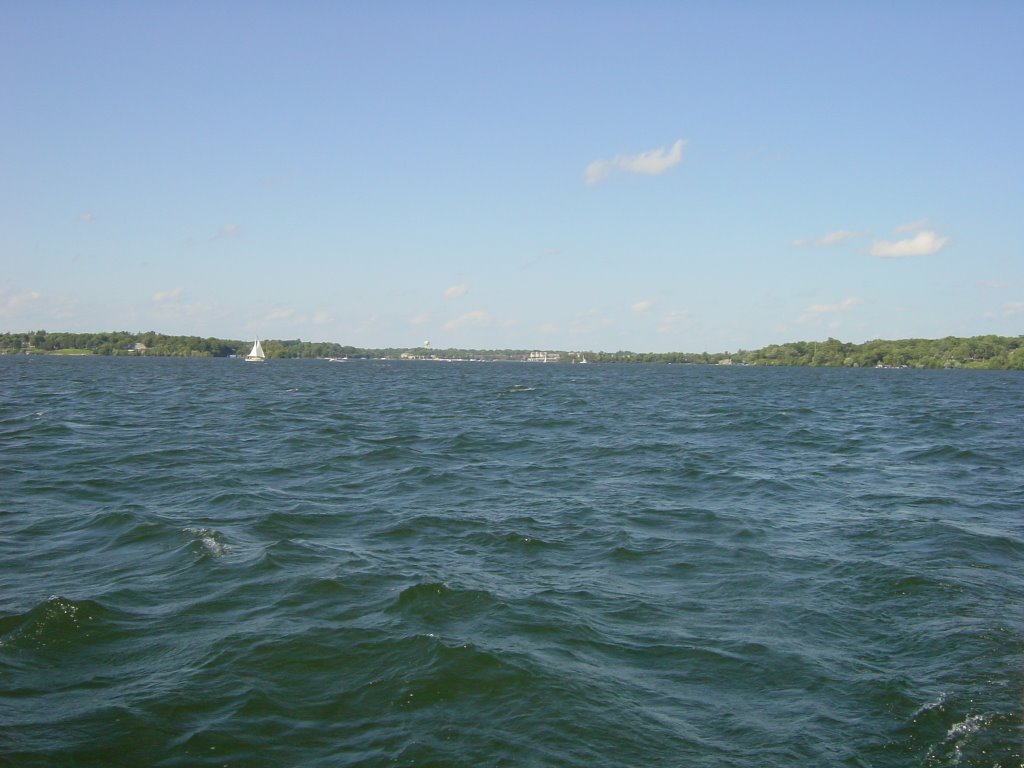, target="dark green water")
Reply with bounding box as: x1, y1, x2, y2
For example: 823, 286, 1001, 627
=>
1, 357, 1022, 767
